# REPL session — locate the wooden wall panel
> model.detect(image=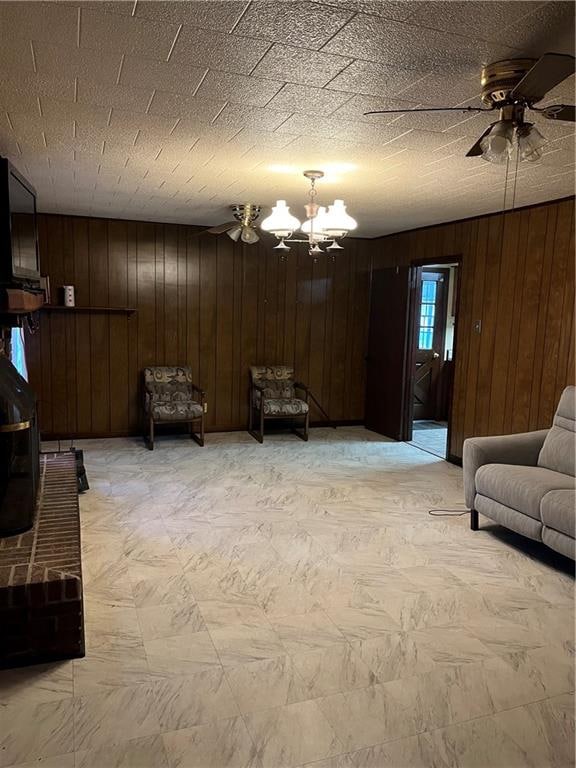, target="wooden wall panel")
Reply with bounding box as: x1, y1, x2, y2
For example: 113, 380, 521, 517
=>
27, 198, 574, 457
29, 215, 369, 438
368, 197, 575, 460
